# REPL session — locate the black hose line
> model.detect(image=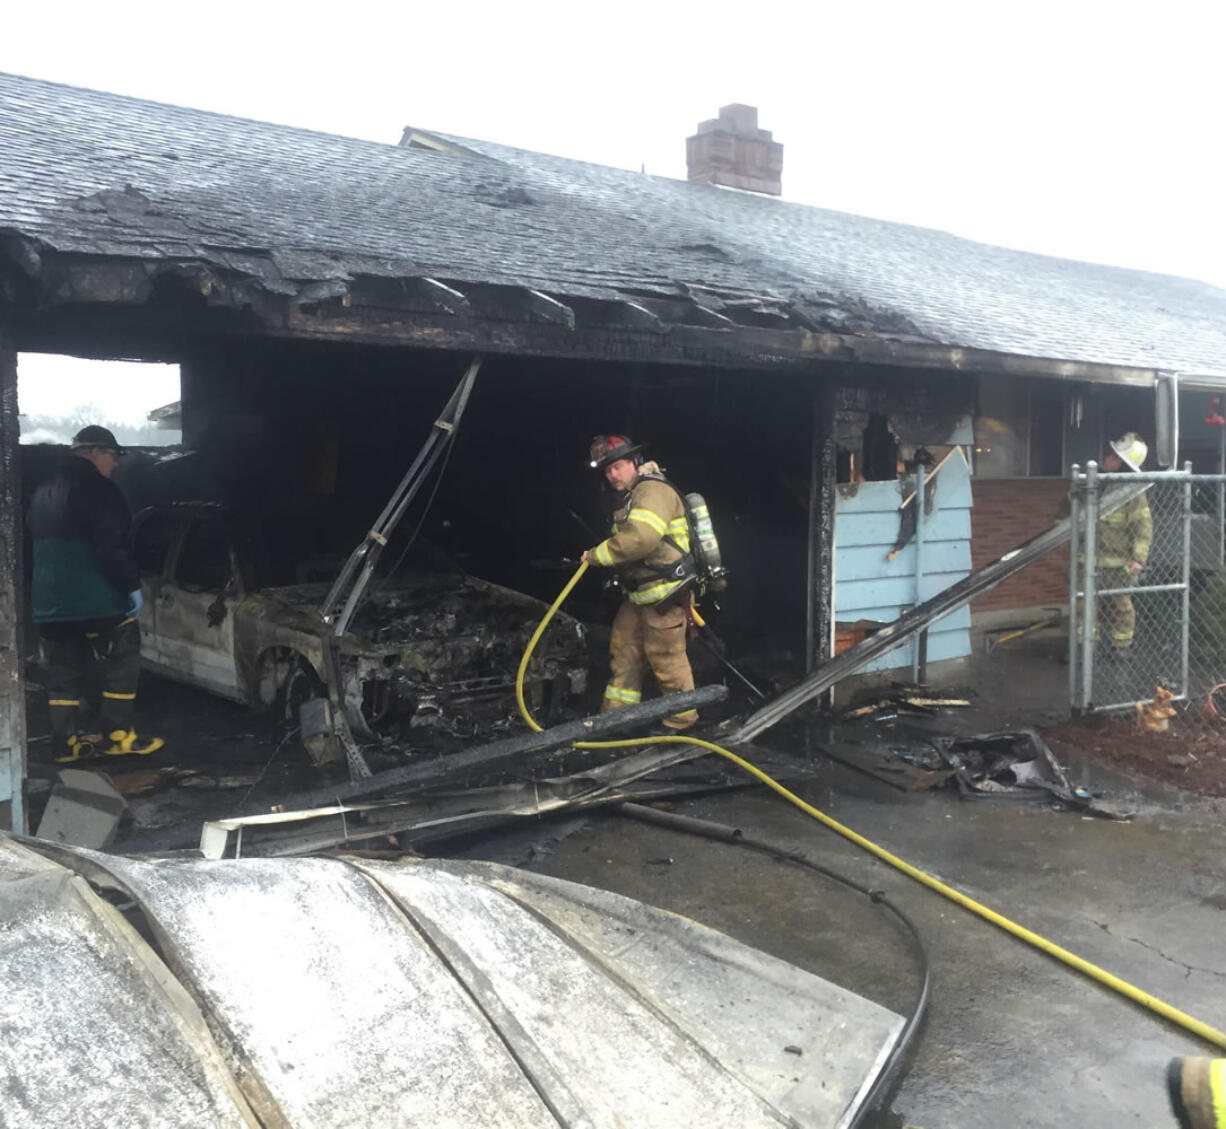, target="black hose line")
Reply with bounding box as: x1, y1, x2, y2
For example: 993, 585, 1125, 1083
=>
616, 802, 931, 1128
